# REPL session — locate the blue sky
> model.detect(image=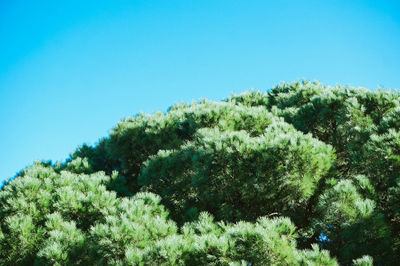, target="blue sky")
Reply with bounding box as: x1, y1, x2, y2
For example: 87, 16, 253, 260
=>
1, 0, 399, 182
